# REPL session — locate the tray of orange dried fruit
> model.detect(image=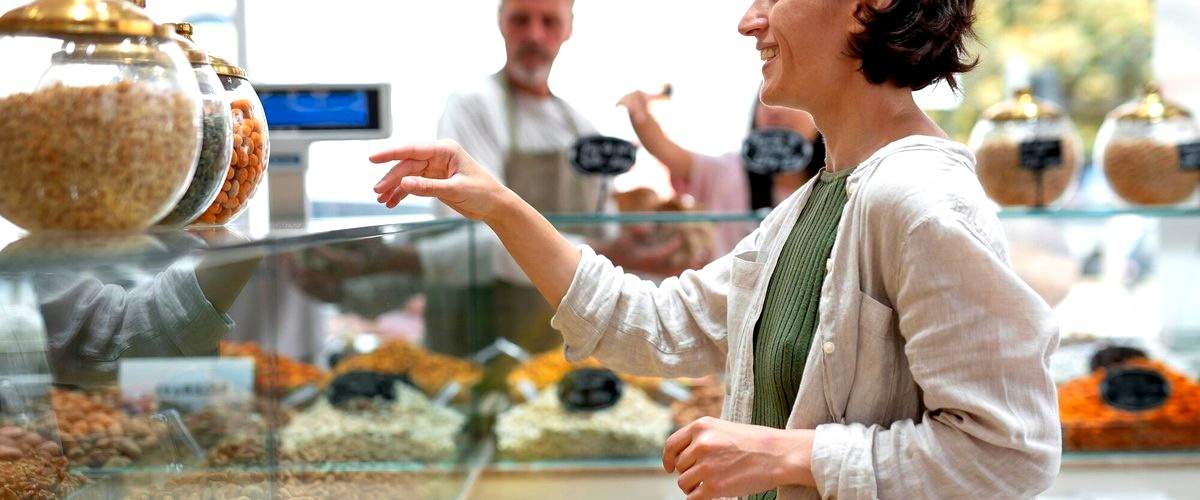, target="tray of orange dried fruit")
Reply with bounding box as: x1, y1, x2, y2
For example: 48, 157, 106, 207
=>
220, 341, 326, 396
1059, 347, 1200, 452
